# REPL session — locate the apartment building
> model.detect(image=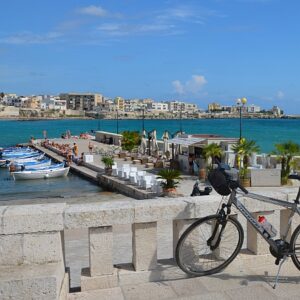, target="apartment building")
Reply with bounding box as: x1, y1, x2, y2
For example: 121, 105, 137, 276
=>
151, 102, 169, 111
114, 97, 125, 111
60, 93, 103, 111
